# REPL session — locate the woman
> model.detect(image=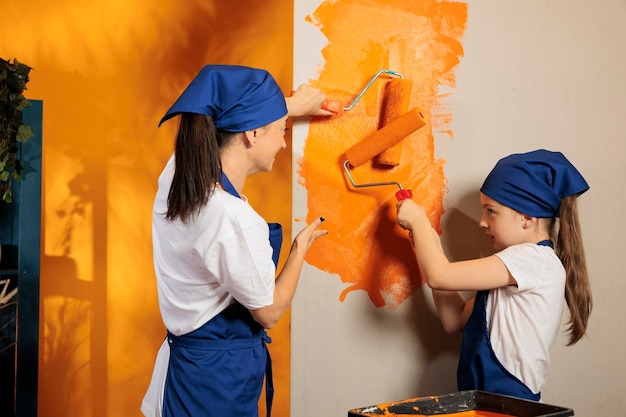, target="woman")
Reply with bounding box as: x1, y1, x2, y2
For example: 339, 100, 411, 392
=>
141, 65, 329, 417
